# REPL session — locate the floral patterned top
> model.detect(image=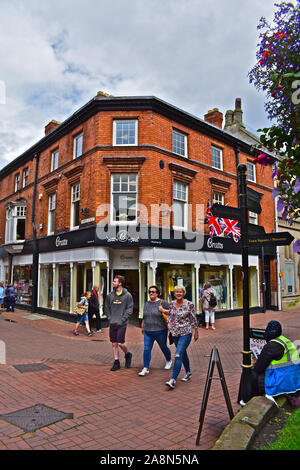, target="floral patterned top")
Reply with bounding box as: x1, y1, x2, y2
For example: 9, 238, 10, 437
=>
167, 300, 198, 337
